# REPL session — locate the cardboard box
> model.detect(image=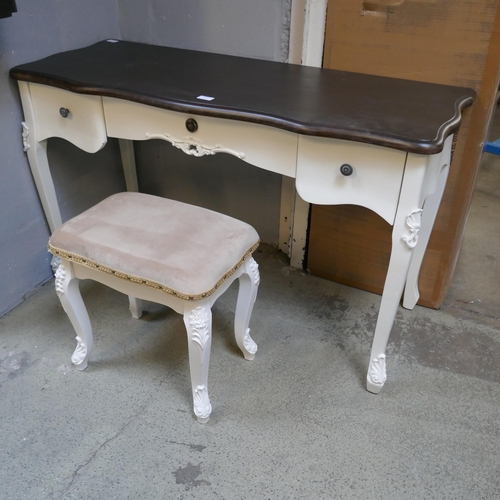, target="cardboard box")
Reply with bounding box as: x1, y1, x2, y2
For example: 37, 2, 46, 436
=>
308, 0, 500, 308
